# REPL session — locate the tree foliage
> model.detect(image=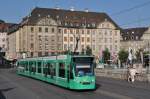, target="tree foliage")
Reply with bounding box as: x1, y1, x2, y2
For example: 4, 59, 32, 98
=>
86, 46, 92, 55
118, 49, 128, 63
103, 48, 110, 63
81, 48, 85, 55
